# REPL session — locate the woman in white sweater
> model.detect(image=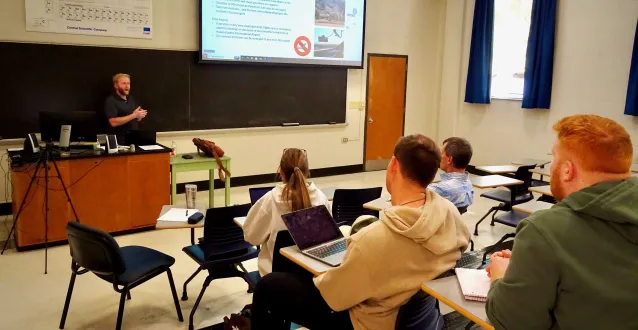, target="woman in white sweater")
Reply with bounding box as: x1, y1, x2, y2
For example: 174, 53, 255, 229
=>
243, 148, 331, 276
